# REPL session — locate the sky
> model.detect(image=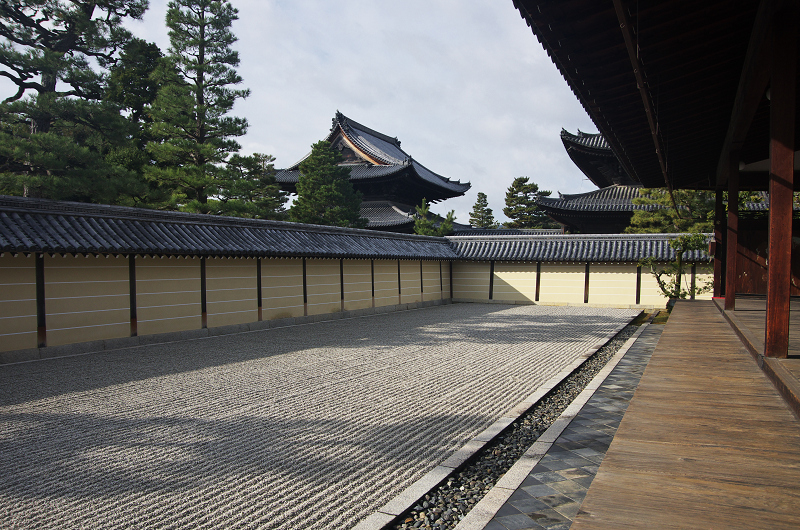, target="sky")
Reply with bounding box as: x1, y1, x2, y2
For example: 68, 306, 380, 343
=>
8, 1, 602, 224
